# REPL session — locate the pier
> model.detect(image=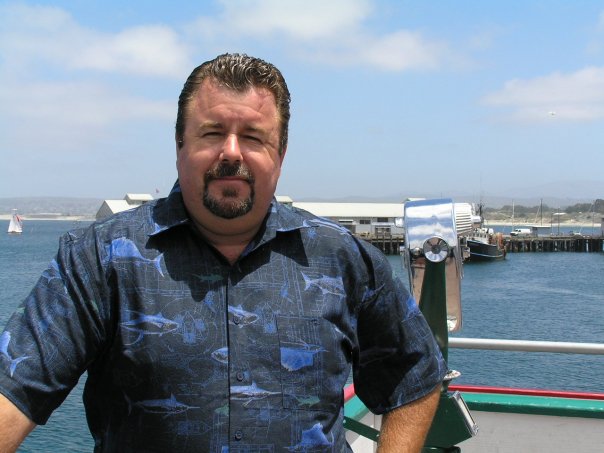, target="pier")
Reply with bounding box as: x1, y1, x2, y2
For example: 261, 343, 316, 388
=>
506, 235, 604, 253
359, 233, 404, 255
356, 233, 604, 255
